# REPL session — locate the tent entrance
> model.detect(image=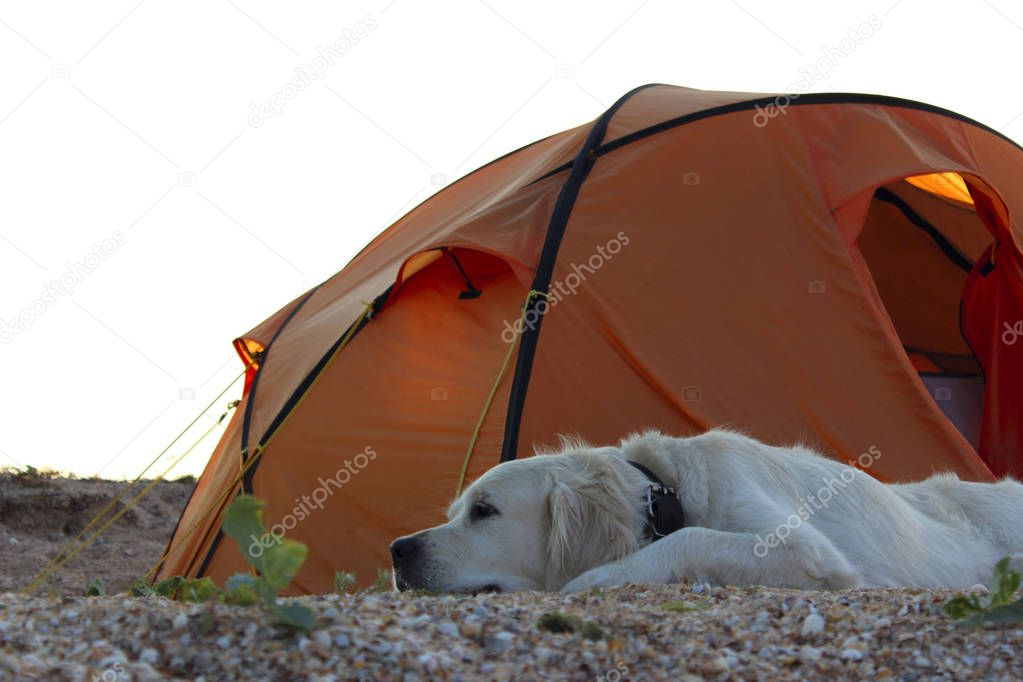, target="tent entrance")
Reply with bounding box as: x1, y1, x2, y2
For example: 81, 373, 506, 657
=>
858, 173, 995, 449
